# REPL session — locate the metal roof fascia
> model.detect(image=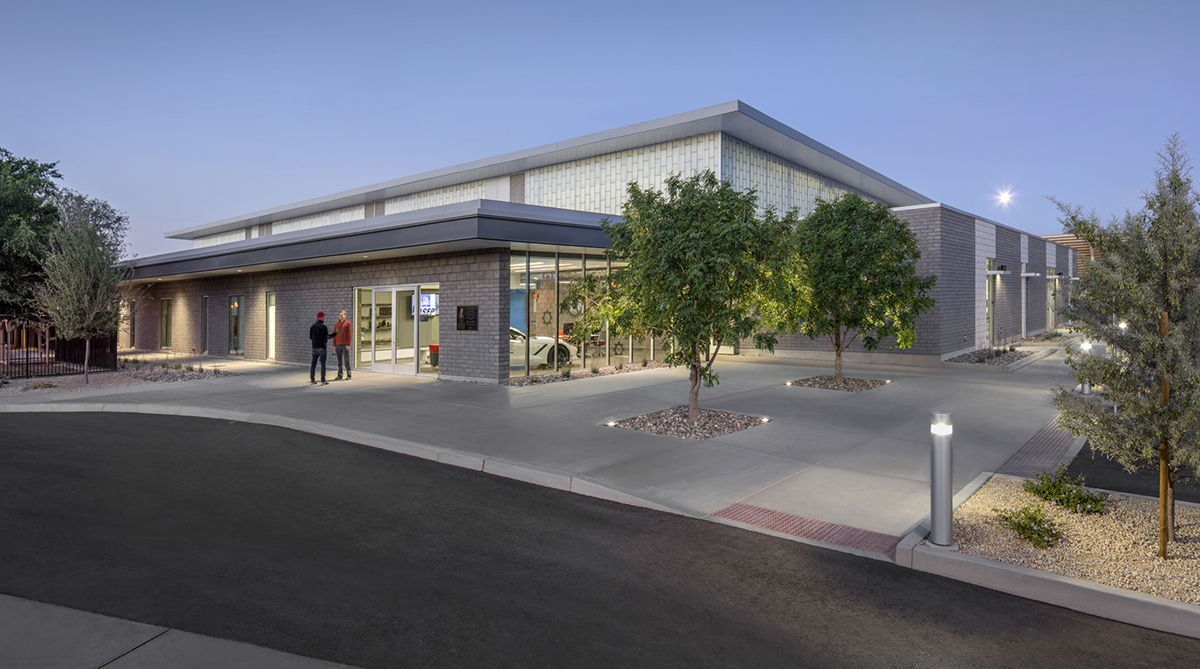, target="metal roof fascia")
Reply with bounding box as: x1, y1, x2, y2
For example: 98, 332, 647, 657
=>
165, 101, 929, 240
